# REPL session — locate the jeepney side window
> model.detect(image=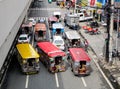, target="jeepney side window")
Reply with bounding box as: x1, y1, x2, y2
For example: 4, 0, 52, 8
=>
86, 62, 90, 66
